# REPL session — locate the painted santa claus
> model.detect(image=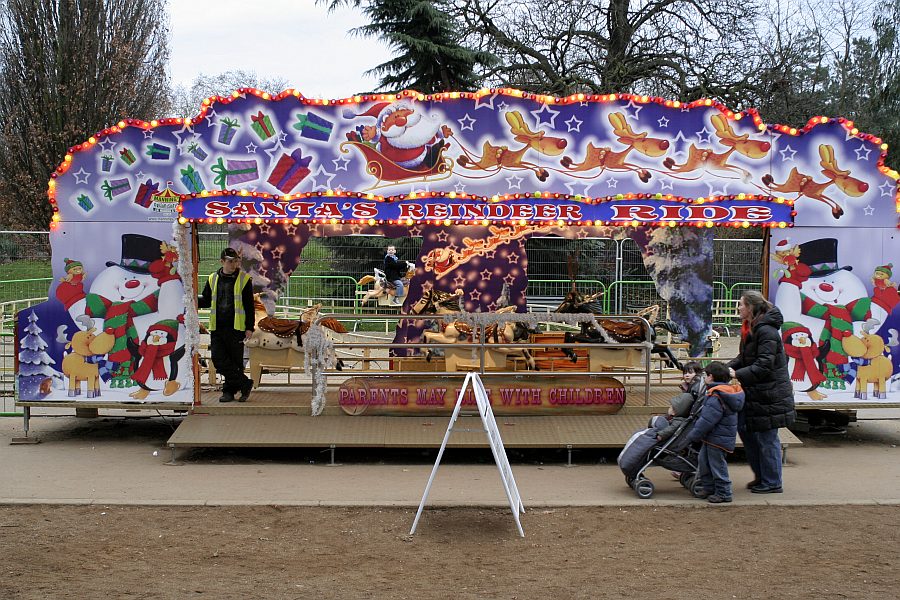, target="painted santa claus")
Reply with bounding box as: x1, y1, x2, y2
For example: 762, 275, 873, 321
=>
345, 101, 451, 170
